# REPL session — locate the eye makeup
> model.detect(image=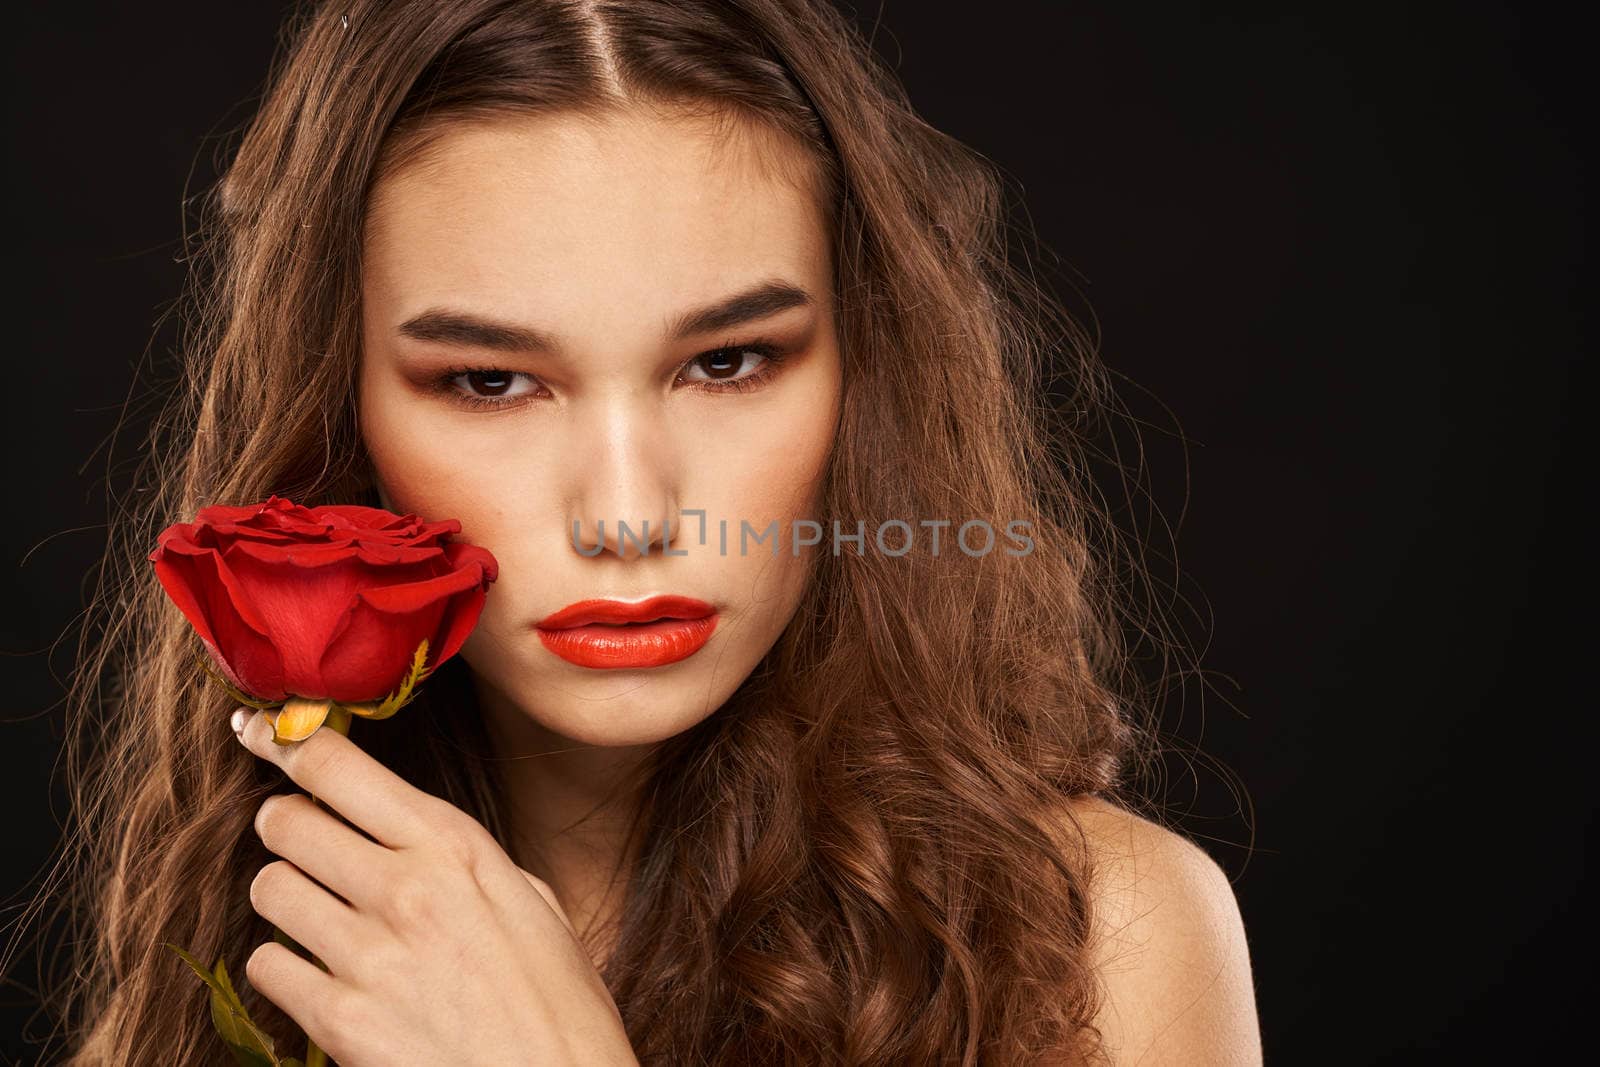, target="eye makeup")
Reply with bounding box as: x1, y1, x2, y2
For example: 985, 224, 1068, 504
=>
426, 336, 791, 411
